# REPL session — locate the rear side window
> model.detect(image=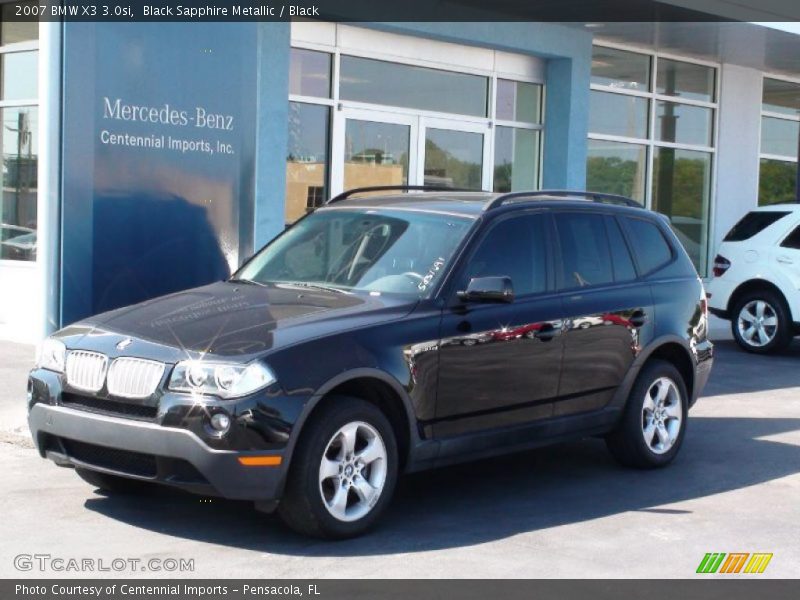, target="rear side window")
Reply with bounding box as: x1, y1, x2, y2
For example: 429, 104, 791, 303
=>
605, 216, 637, 282
623, 217, 673, 275
781, 225, 800, 250
555, 212, 614, 289
724, 211, 790, 242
